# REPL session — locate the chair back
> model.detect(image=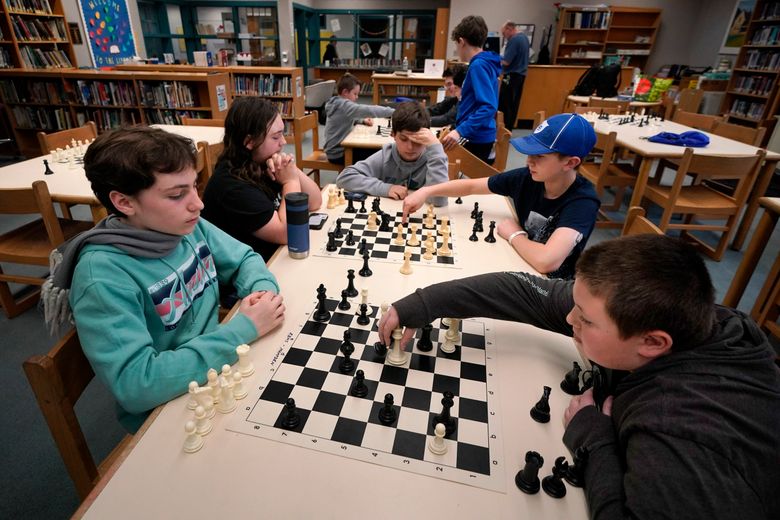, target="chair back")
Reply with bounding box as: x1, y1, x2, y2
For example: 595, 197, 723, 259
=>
533, 110, 546, 129
181, 117, 224, 127
588, 97, 629, 112
492, 127, 512, 172
195, 141, 223, 197
575, 105, 622, 115
677, 88, 704, 113
37, 122, 97, 155
293, 111, 341, 185
580, 129, 618, 181
672, 110, 721, 131
621, 206, 663, 236
23, 328, 131, 501
0, 180, 65, 246
304, 80, 336, 109
443, 127, 500, 179
711, 120, 766, 146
